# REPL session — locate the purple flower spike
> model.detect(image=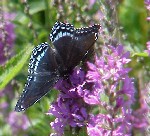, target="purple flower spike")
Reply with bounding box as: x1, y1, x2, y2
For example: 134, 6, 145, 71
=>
48, 95, 88, 135
7, 112, 29, 135
48, 68, 89, 135
48, 45, 149, 136
0, 12, 16, 64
